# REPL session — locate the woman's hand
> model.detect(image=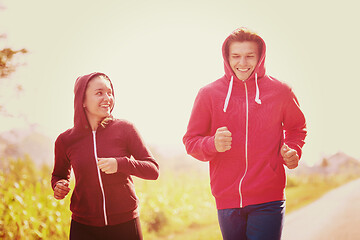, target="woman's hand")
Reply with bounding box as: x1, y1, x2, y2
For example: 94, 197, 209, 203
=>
98, 157, 118, 174
54, 179, 71, 200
